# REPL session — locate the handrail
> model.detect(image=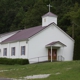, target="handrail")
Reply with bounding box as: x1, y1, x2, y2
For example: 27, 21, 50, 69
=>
29, 56, 48, 60
29, 55, 65, 63
58, 55, 65, 61
29, 56, 48, 63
